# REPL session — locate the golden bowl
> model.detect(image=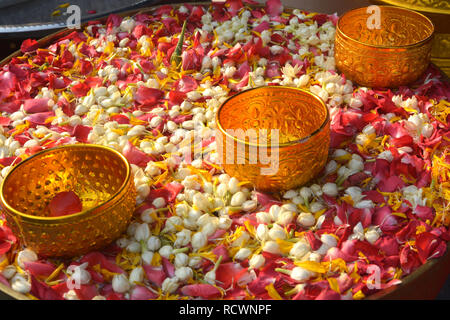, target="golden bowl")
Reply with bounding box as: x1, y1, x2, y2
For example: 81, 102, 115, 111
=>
0, 144, 136, 258
335, 6, 435, 88
215, 86, 330, 192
